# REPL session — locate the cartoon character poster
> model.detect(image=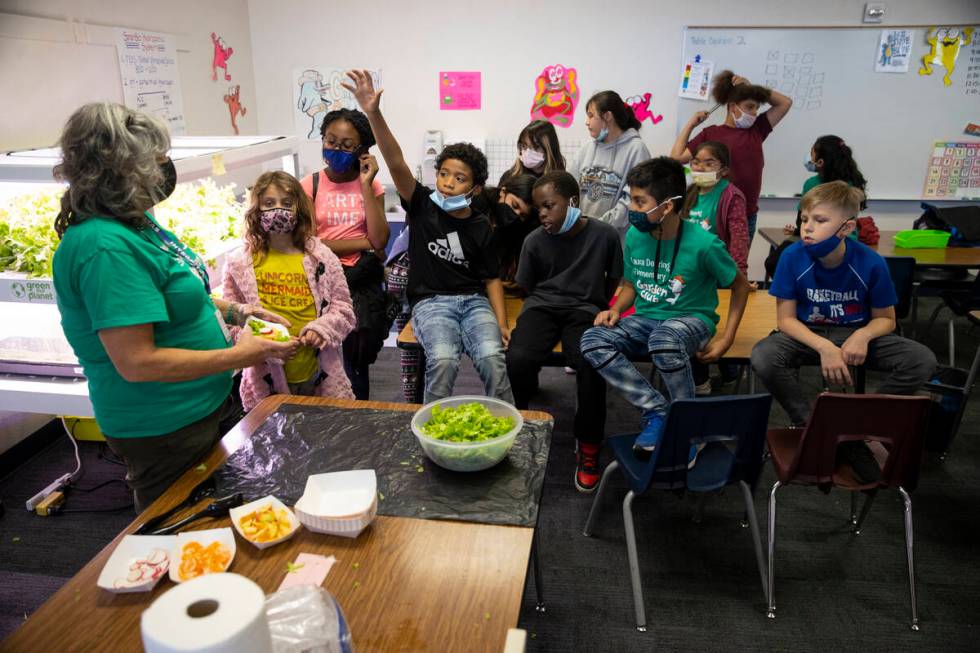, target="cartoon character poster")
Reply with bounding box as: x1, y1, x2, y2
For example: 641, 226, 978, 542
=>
293, 67, 382, 140
211, 33, 234, 81
625, 93, 664, 126
919, 27, 975, 87
530, 64, 579, 128
223, 85, 247, 135
874, 29, 913, 73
